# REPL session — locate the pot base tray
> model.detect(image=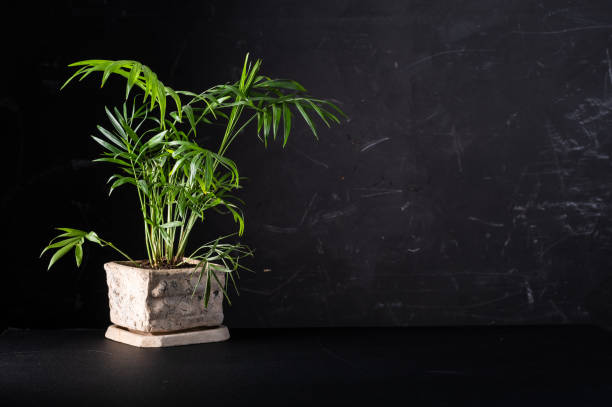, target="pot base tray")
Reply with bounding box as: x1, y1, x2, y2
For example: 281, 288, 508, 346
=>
105, 324, 230, 347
